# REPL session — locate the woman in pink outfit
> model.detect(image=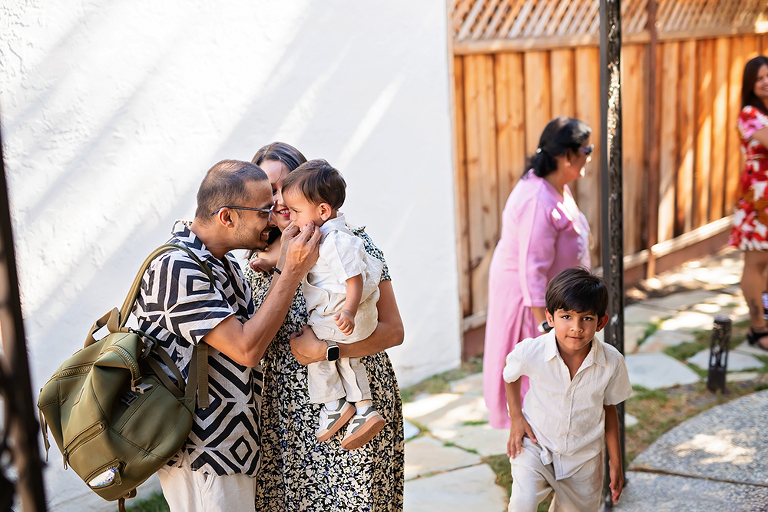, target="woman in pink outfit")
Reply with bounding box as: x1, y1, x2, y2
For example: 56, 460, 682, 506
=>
483, 116, 593, 429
